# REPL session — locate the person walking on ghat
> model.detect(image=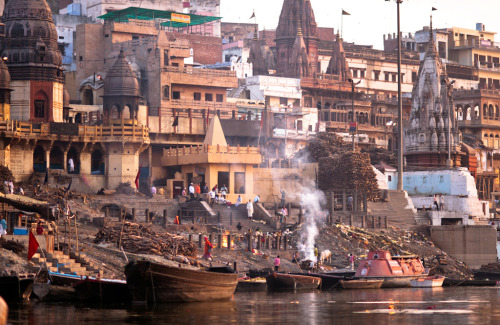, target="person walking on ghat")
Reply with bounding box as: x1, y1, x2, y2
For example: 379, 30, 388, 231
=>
274, 255, 281, 272
349, 253, 355, 270
247, 200, 254, 221
203, 236, 213, 260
